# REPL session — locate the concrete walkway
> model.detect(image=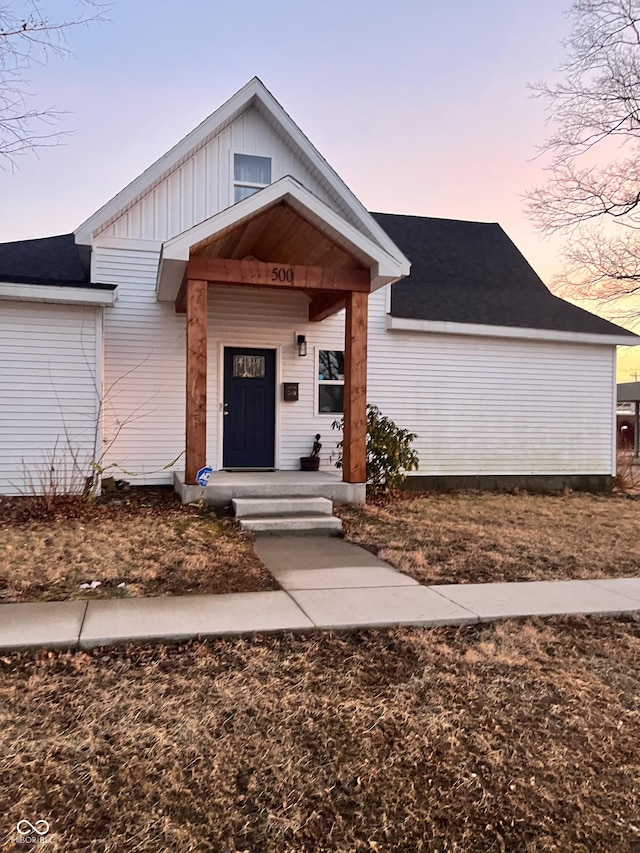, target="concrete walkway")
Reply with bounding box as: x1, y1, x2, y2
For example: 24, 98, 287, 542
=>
2, 536, 640, 652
